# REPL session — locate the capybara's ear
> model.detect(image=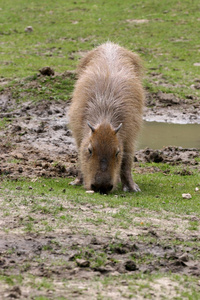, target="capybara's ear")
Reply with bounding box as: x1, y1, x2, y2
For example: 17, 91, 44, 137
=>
87, 121, 95, 133
114, 123, 122, 134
